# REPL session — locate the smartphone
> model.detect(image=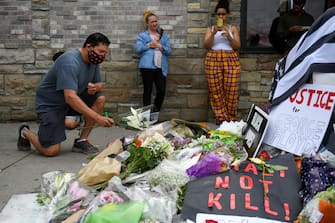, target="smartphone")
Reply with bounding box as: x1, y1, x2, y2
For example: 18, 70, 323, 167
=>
217, 18, 223, 28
